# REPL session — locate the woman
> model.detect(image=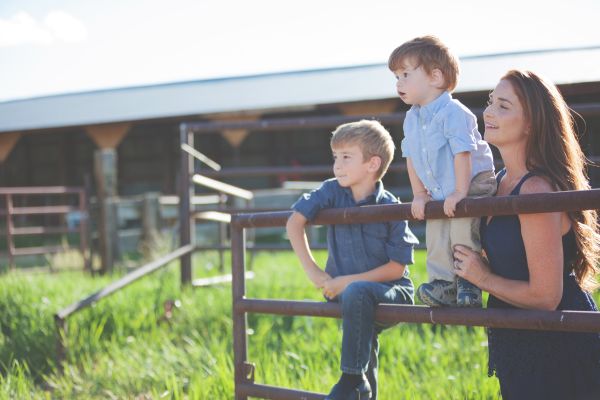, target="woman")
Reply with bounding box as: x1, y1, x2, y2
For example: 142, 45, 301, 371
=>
453, 70, 600, 399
